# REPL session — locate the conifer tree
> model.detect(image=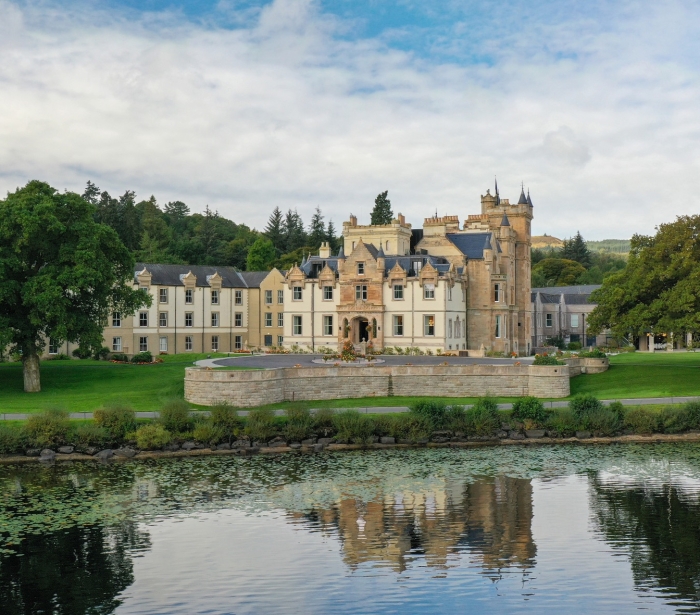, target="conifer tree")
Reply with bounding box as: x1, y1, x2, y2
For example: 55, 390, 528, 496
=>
326, 219, 338, 251
370, 190, 393, 225
264, 207, 284, 254
561, 231, 592, 268
308, 206, 326, 249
